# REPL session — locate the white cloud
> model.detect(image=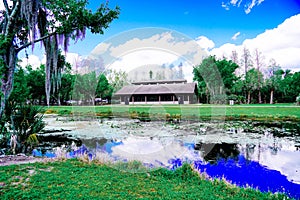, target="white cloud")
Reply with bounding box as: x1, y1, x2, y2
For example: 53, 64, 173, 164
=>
230, 0, 239, 5
222, 0, 264, 14
90, 29, 207, 81
231, 32, 241, 40
210, 14, 300, 71
221, 2, 230, 10
20, 55, 42, 69
109, 49, 178, 72
244, 0, 265, 14
195, 36, 215, 51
